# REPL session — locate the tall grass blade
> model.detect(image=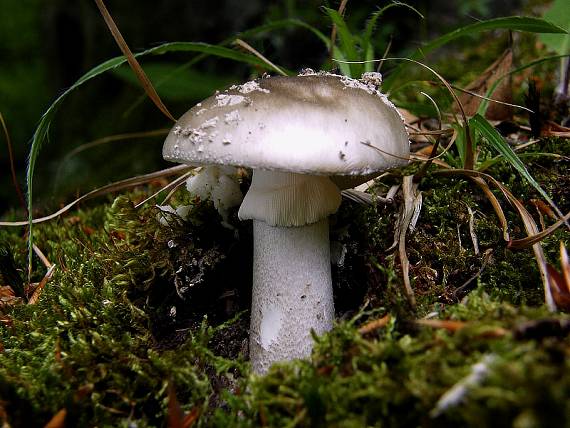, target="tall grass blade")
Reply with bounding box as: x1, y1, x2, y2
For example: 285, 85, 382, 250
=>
362, 2, 424, 73
470, 114, 567, 226
324, 7, 361, 77
25, 41, 278, 274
